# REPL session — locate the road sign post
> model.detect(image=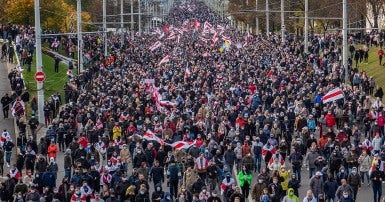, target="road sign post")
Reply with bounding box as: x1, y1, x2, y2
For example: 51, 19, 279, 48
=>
35, 71, 46, 82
